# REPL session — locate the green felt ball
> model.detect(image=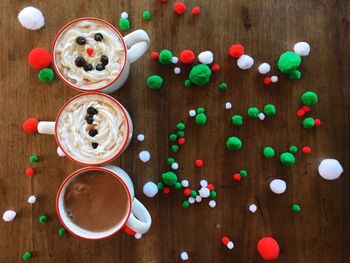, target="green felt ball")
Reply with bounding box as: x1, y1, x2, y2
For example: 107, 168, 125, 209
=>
292, 204, 301, 213
146, 75, 163, 89
240, 170, 248, 177
219, 82, 228, 90
263, 104, 276, 116
157, 182, 164, 190
247, 107, 259, 118
189, 64, 212, 86
197, 107, 205, 114
58, 227, 67, 237
39, 215, 48, 224
22, 251, 32, 261
119, 18, 130, 30
210, 191, 217, 198
277, 51, 301, 74
263, 147, 275, 158
289, 145, 298, 153
38, 68, 54, 83
182, 201, 190, 208
195, 113, 207, 126
174, 182, 182, 190
231, 115, 243, 126
176, 123, 186, 130
301, 91, 318, 106
171, 145, 180, 152
288, 69, 301, 80
177, 131, 185, 138
167, 157, 175, 164
190, 190, 197, 197
302, 117, 315, 129
162, 171, 178, 186
169, 133, 177, 141
226, 136, 242, 151
29, 155, 39, 163
159, 49, 173, 65
184, 79, 191, 88
280, 152, 296, 166
143, 11, 151, 20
